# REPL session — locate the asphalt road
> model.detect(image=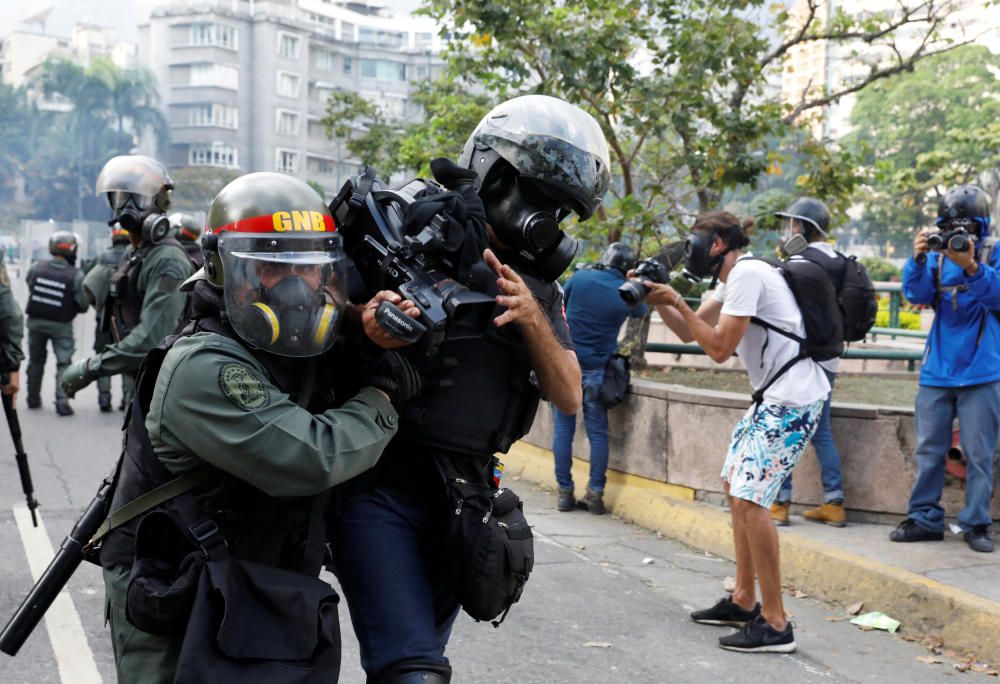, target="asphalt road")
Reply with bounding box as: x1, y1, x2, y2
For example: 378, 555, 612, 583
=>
0, 279, 984, 683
